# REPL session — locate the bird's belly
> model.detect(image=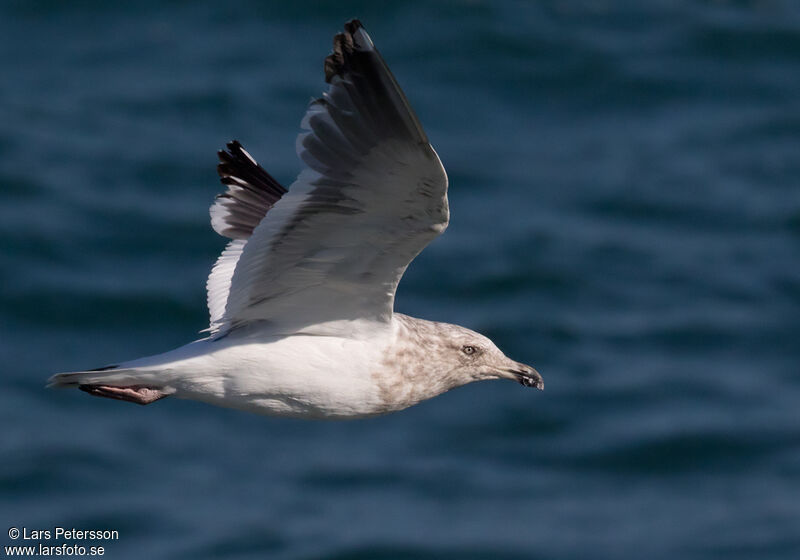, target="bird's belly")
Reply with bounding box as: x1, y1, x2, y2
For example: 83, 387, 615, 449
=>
226, 366, 385, 419
172, 334, 392, 419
